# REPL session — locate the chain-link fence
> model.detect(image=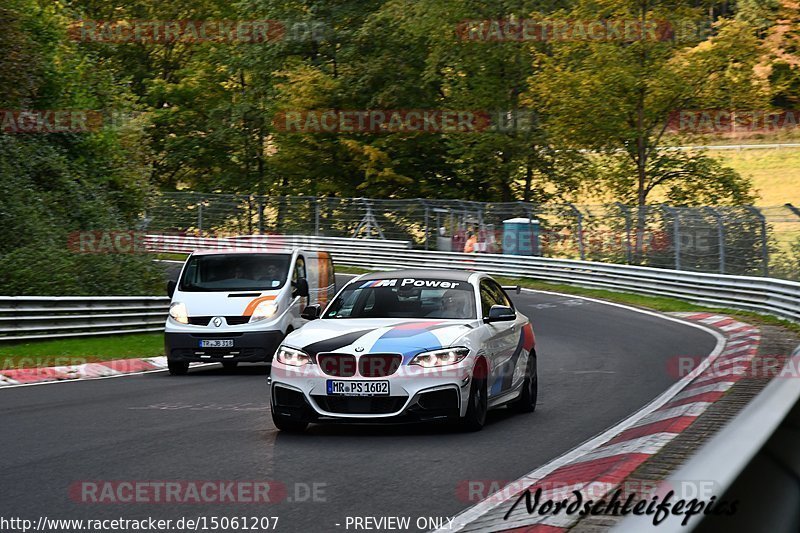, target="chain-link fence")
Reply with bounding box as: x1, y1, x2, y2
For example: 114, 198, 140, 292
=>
142, 192, 800, 280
